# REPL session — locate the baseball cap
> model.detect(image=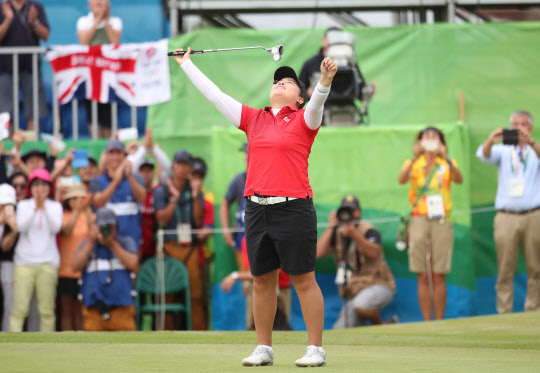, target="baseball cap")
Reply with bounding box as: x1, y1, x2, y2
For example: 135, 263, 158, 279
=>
95, 207, 118, 227
105, 139, 125, 153
139, 157, 155, 170
239, 142, 248, 152
273, 66, 307, 108
340, 194, 361, 210
173, 150, 193, 165
0, 184, 16, 205
21, 149, 47, 164
192, 157, 207, 177
26, 168, 54, 198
